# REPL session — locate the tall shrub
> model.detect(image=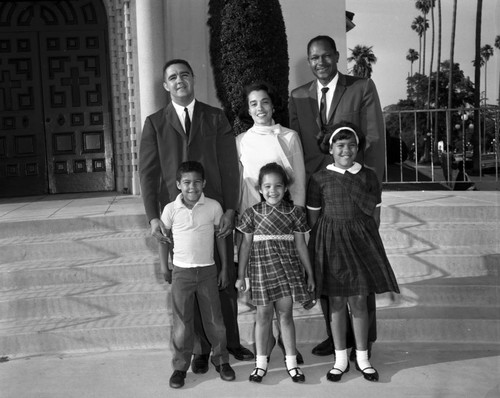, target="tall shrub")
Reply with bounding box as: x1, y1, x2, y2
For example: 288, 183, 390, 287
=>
208, 0, 289, 135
